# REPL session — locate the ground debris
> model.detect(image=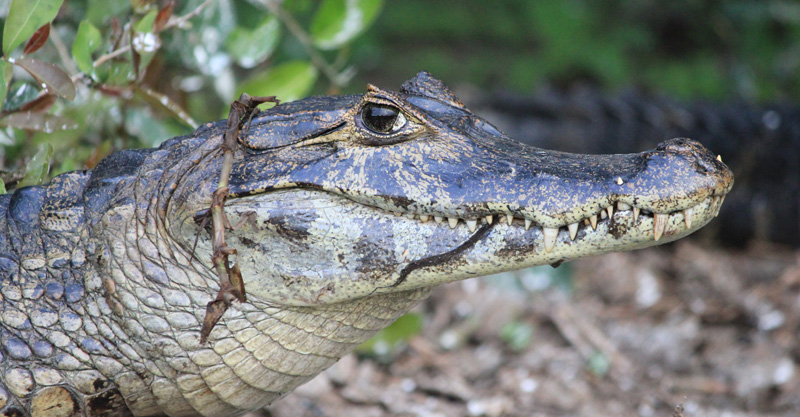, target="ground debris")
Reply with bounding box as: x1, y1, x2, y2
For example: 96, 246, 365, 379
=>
266, 240, 800, 416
